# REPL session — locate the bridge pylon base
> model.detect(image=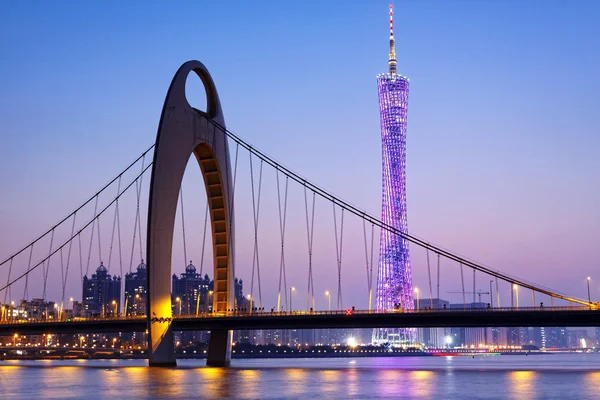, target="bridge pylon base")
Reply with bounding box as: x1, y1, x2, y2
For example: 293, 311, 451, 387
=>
148, 324, 177, 367
206, 329, 232, 367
